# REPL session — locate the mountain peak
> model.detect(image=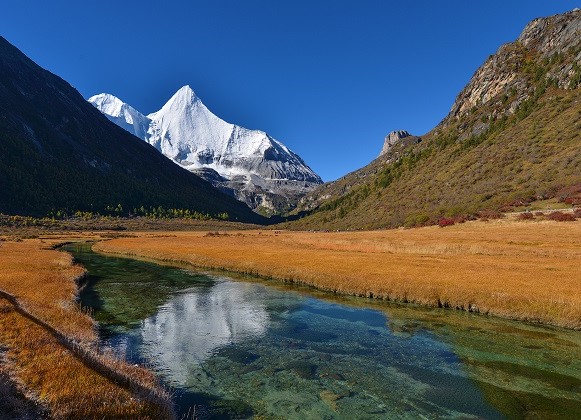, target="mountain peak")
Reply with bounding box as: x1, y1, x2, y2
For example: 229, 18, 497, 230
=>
152, 85, 203, 119
88, 93, 126, 117
88, 93, 150, 139
91, 85, 322, 214
379, 130, 412, 156
178, 84, 195, 94
170, 85, 198, 104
